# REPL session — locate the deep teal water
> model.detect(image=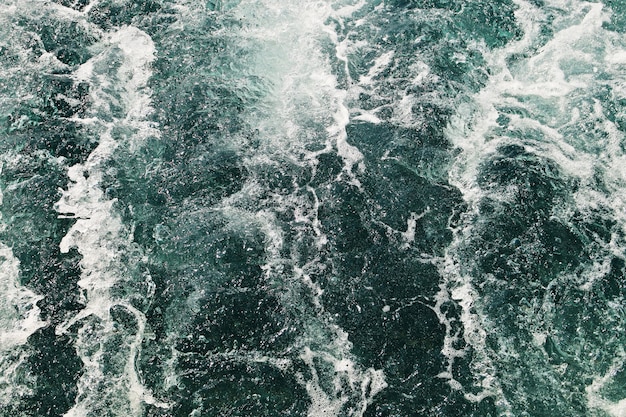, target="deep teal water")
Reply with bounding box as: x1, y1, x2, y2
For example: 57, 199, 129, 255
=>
1, 0, 626, 416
